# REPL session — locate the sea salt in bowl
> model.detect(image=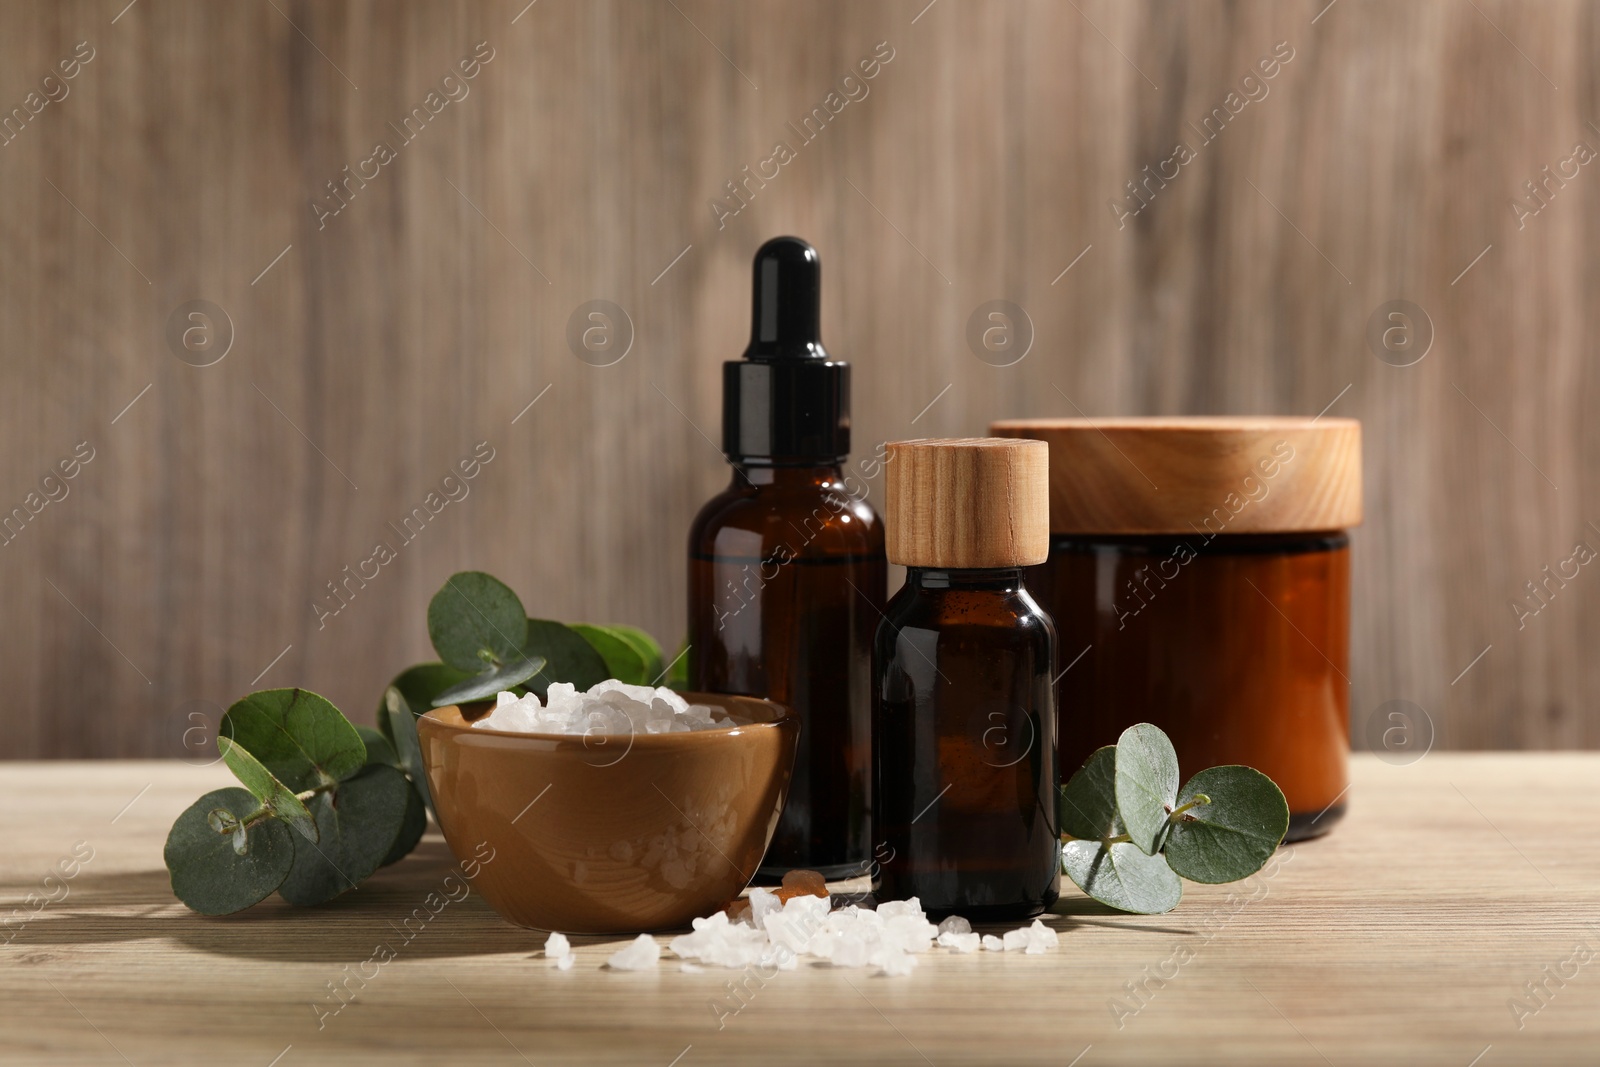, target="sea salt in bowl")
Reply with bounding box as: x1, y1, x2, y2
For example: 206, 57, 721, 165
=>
417, 691, 798, 933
